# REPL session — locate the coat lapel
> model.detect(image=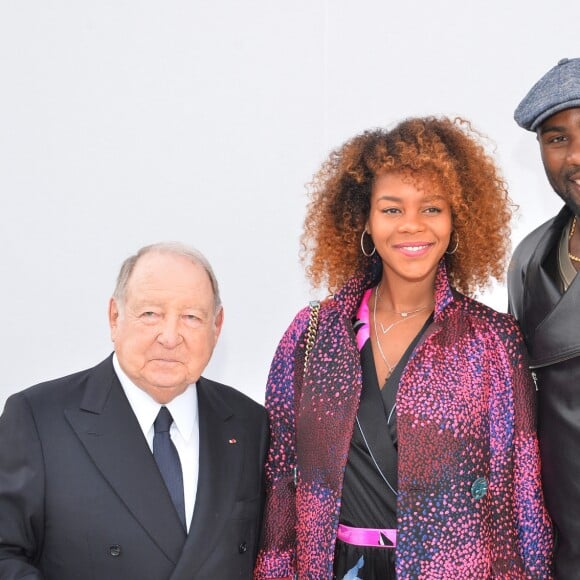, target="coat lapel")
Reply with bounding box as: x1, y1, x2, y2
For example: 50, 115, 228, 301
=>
522, 209, 580, 366
64, 357, 186, 563
170, 377, 243, 579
